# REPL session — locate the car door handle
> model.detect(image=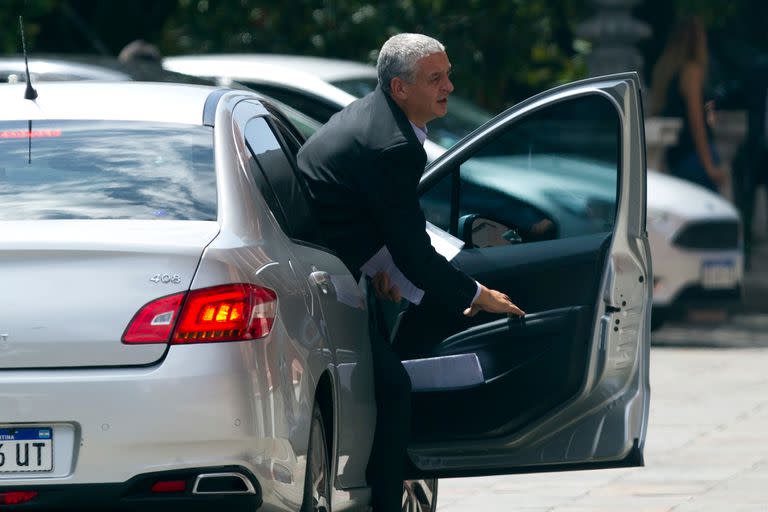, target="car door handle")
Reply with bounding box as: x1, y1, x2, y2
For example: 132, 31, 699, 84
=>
309, 271, 334, 295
